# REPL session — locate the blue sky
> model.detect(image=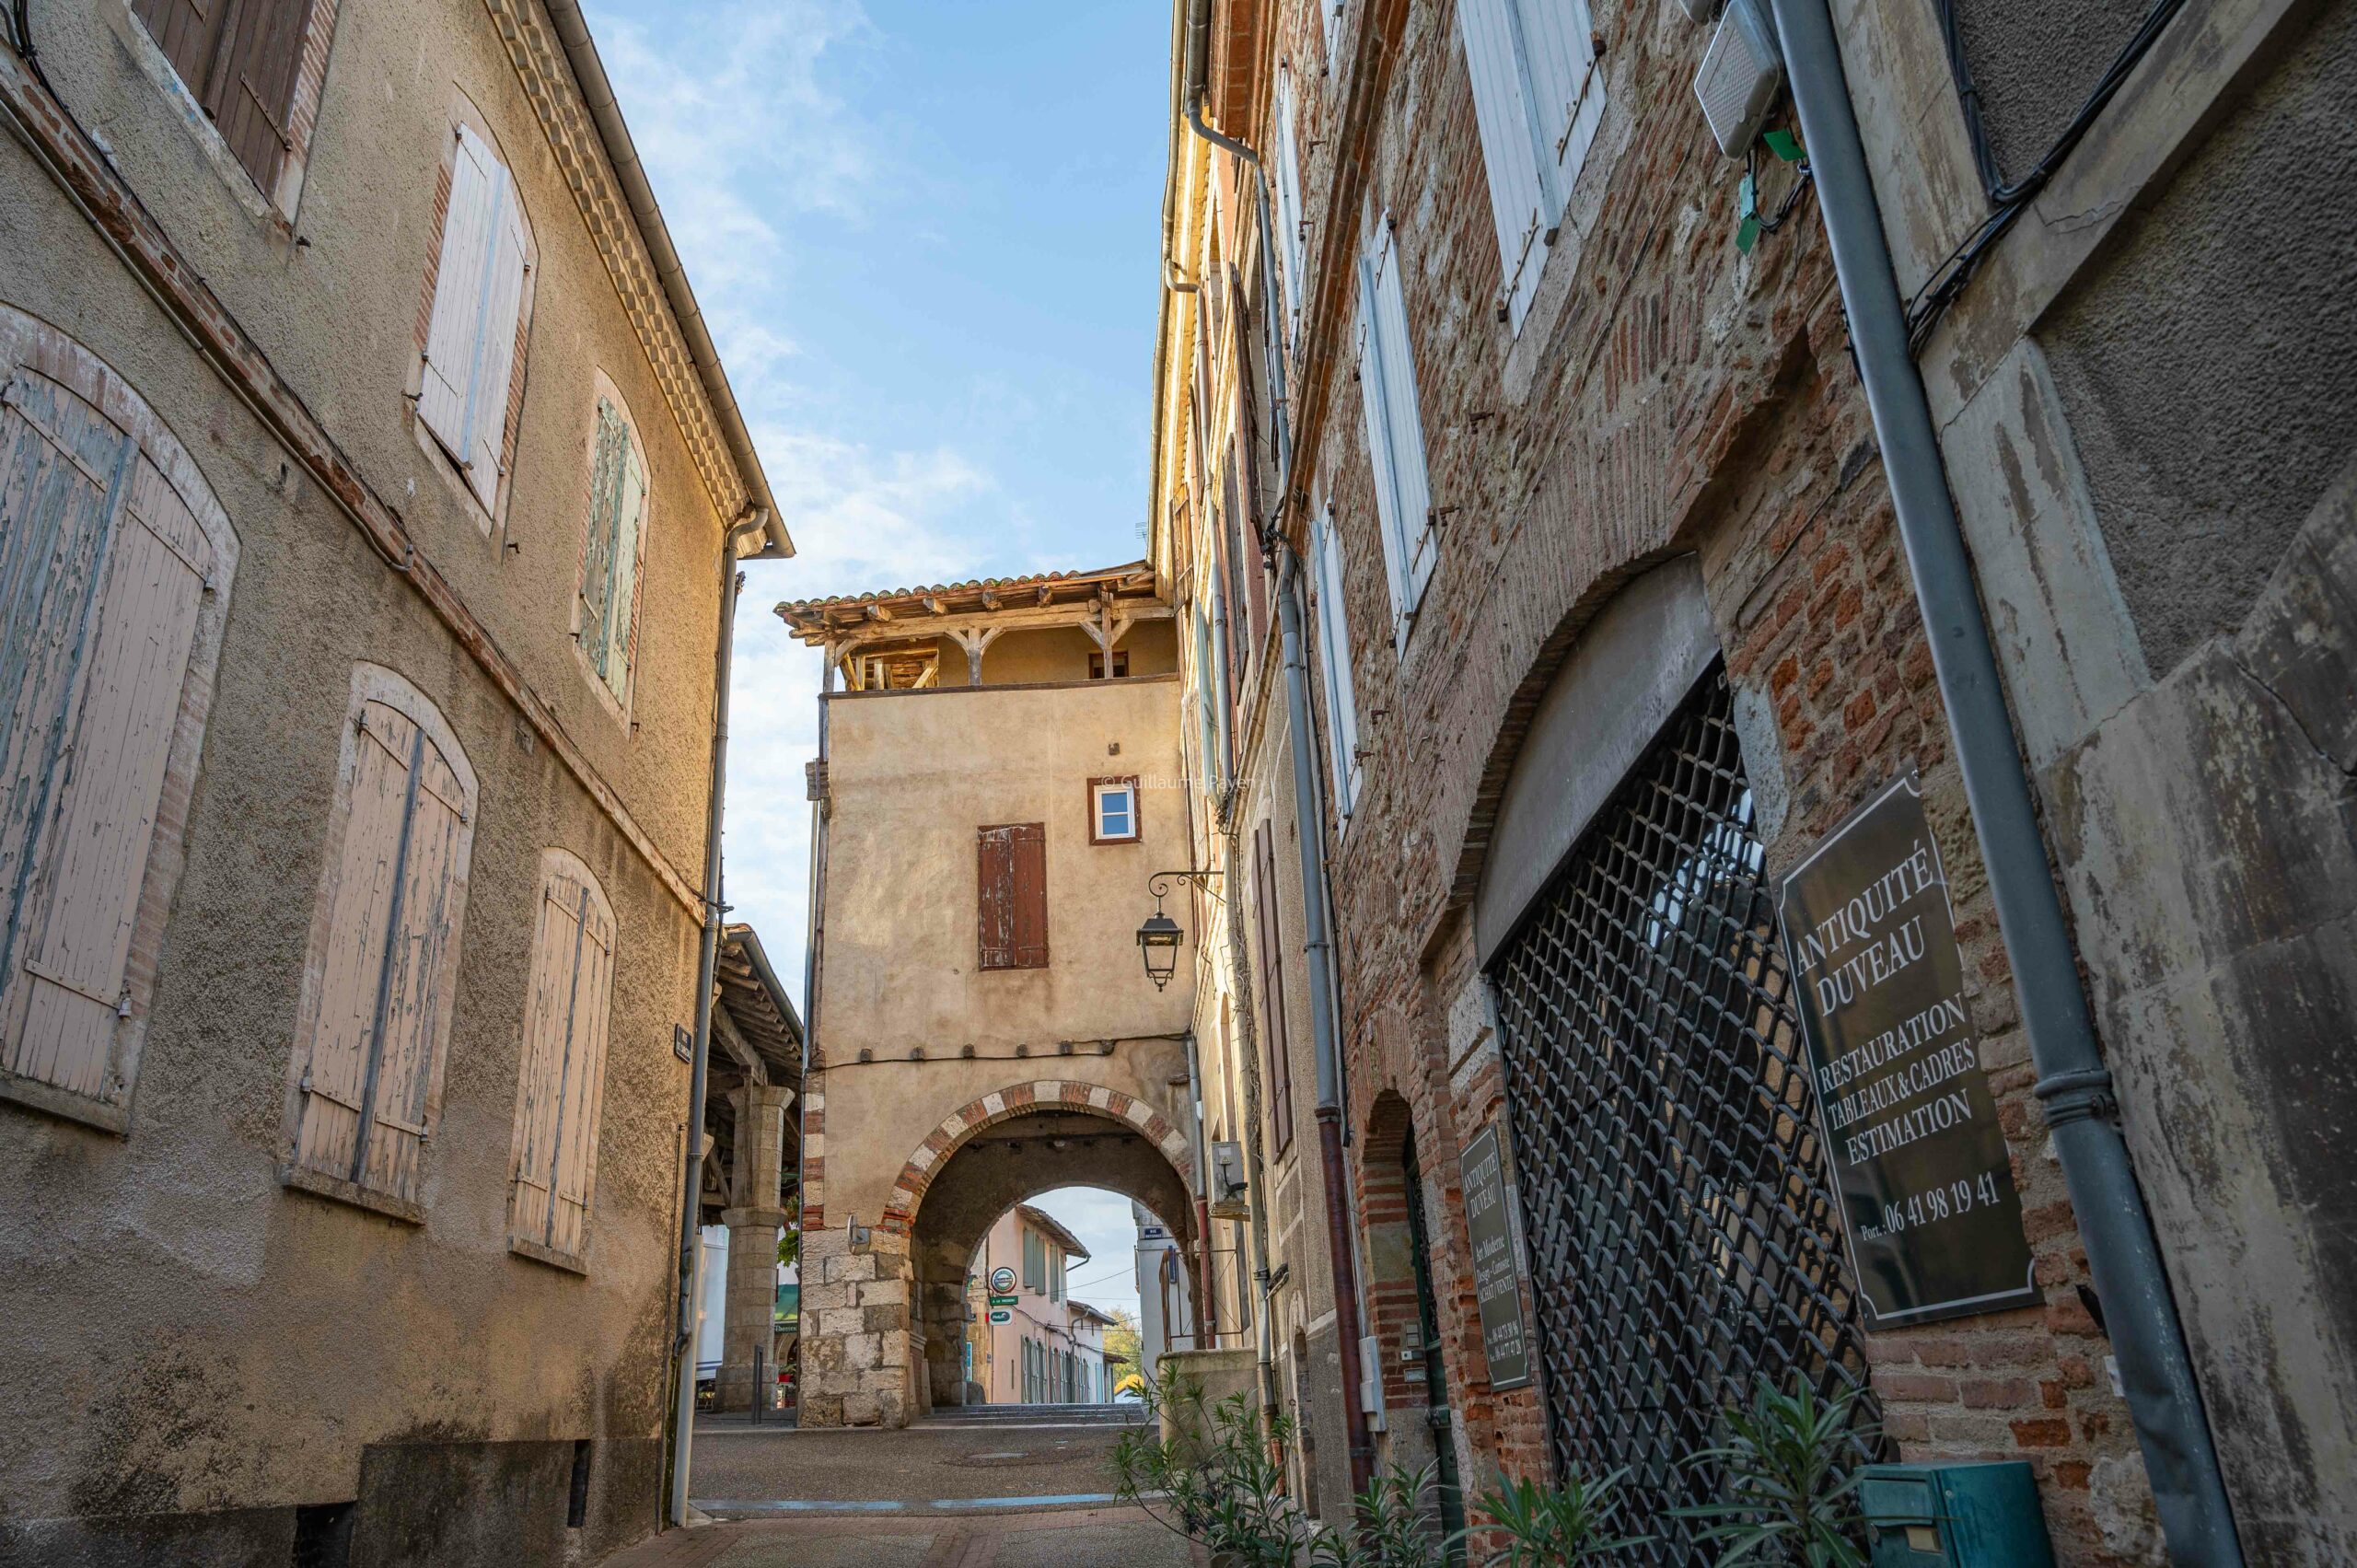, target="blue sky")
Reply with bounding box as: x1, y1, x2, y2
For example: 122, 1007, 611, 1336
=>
589, 0, 1172, 1312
